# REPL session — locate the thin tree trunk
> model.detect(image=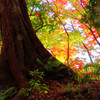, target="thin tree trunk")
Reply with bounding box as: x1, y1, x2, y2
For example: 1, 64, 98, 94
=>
83, 43, 93, 63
